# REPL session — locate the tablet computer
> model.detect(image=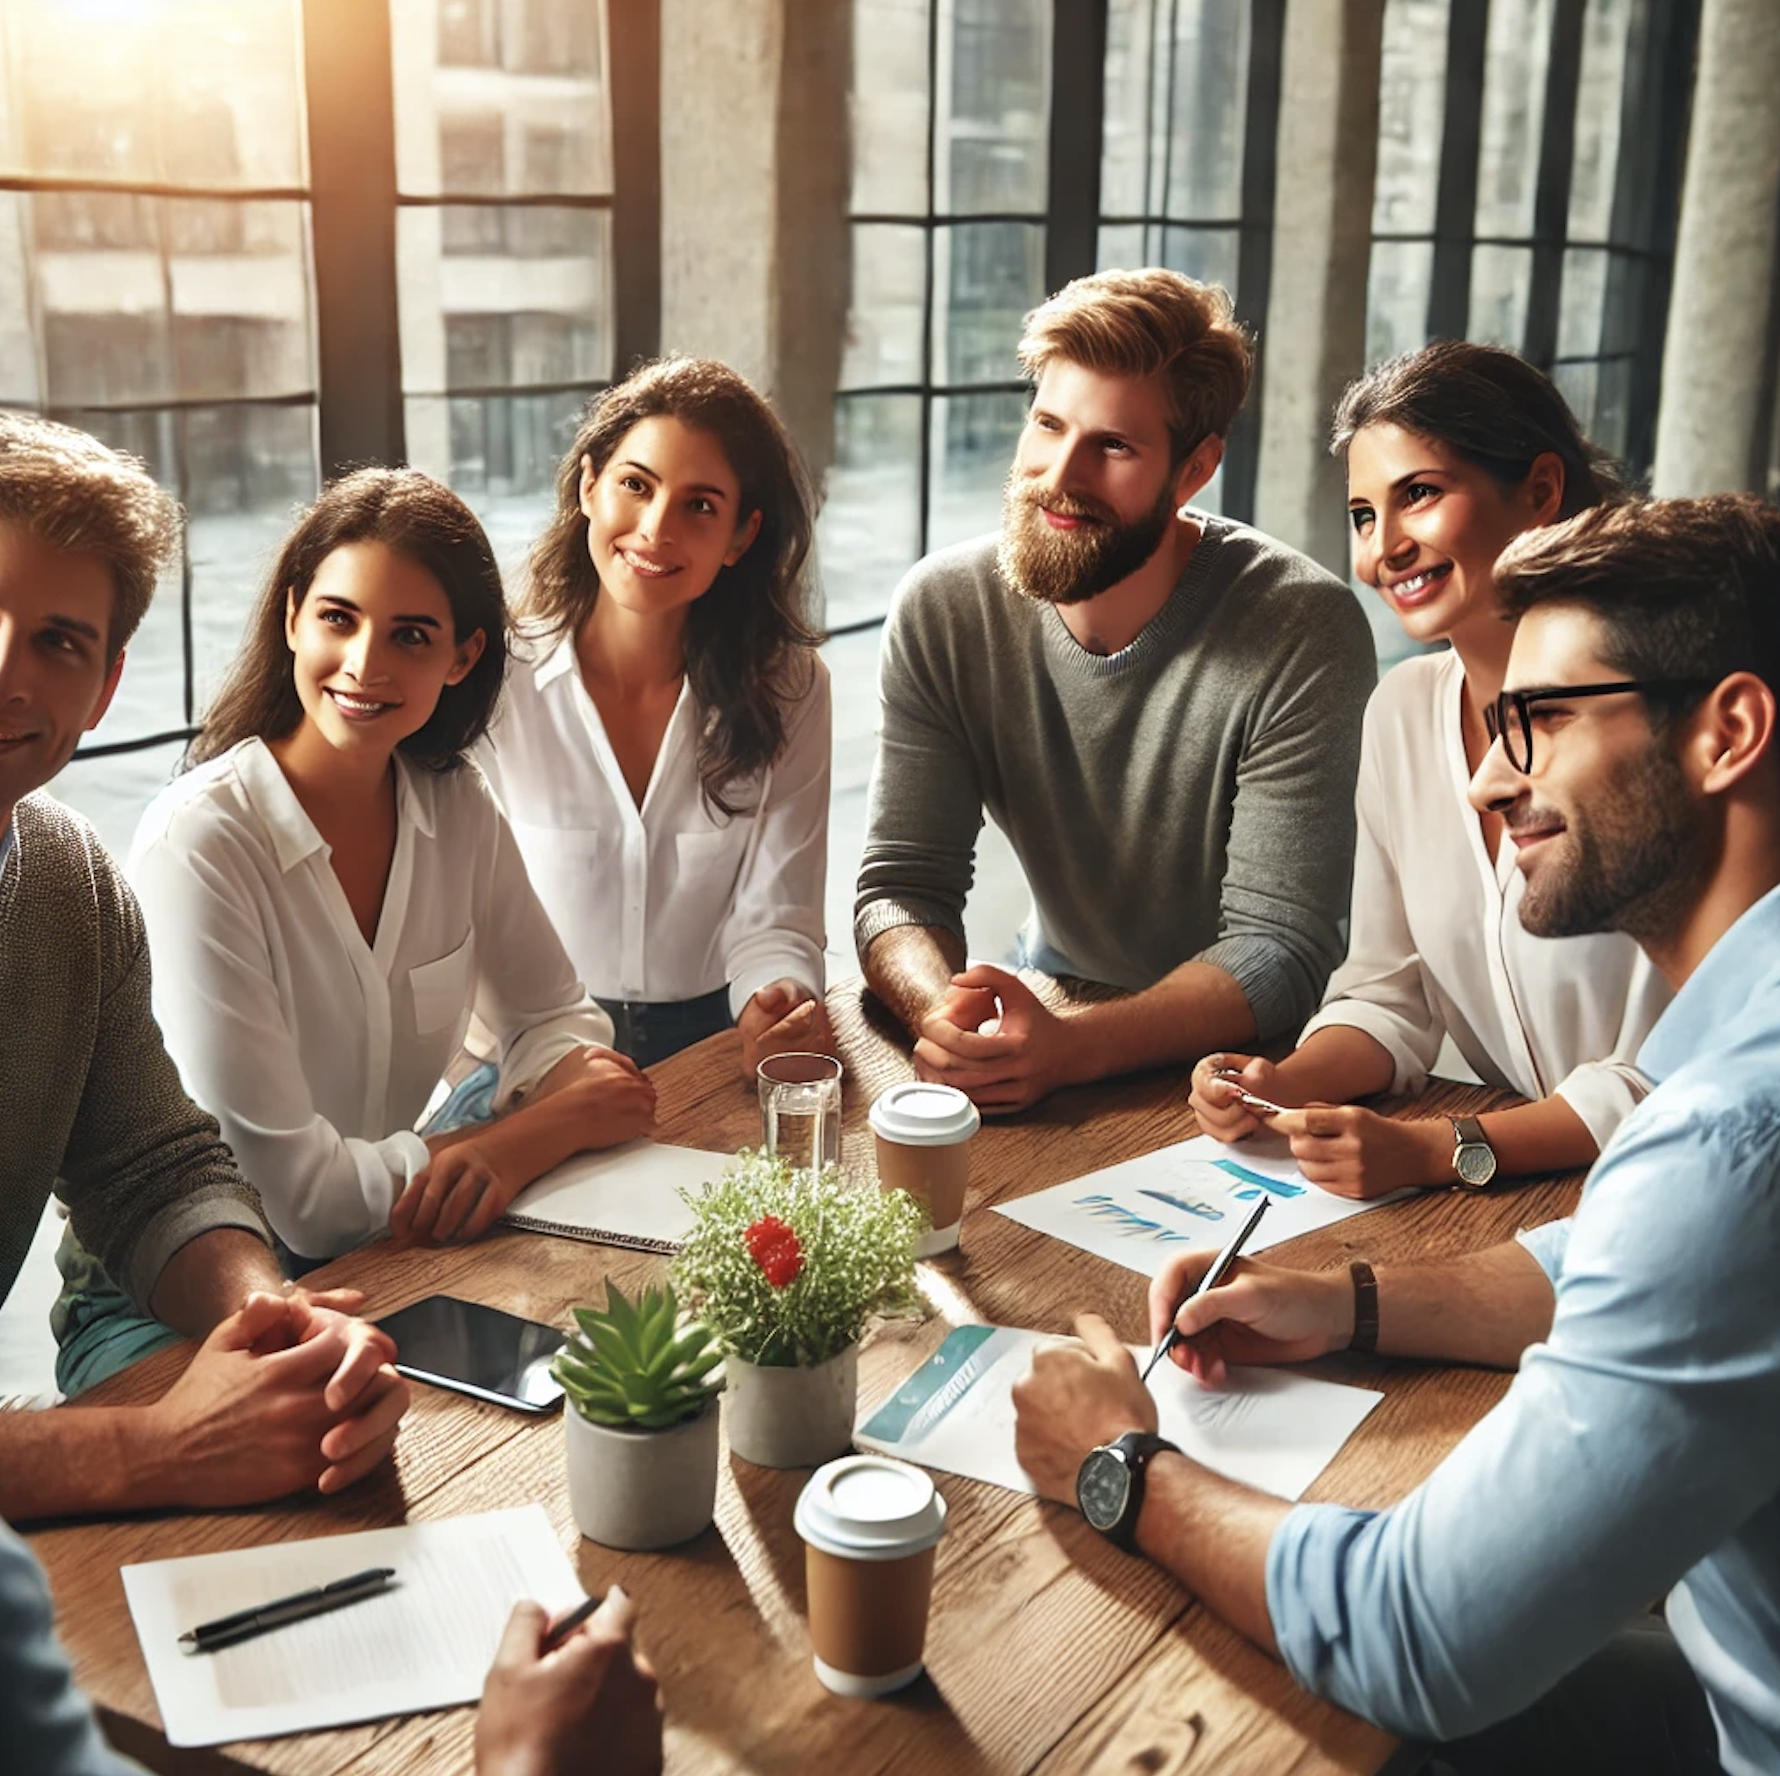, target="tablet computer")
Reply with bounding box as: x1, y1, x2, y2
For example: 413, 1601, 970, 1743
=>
375, 1294, 567, 1415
